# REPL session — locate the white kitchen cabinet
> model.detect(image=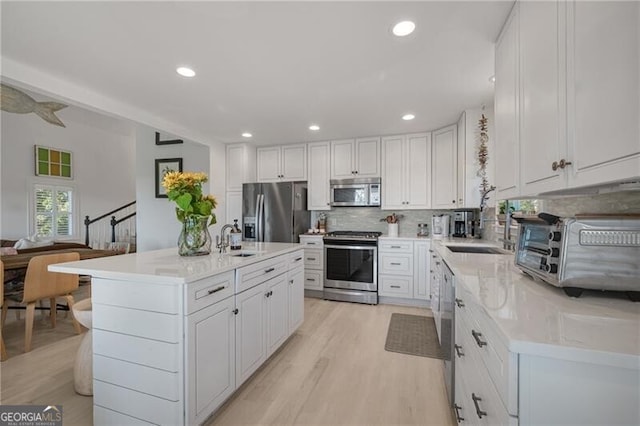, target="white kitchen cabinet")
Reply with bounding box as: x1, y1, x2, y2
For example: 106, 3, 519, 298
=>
307, 142, 331, 210
377, 239, 431, 302
235, 282, 266, 386
299, 235, 324, 293
519, 0, 565, 196
331, 137, 380, 179
413, 241, 431, 300
287, 262, 304, 334
494, 4, 521, 200
265, 274, 289, 357
432, 125, 458, 209
186, 295, 235, 425
457, 109, 494, 208
225, 191, 243, 226
257, 144, 307, 182
565, 1, 640, 189
226, 143, 256, 191
381, 133, 431, 210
